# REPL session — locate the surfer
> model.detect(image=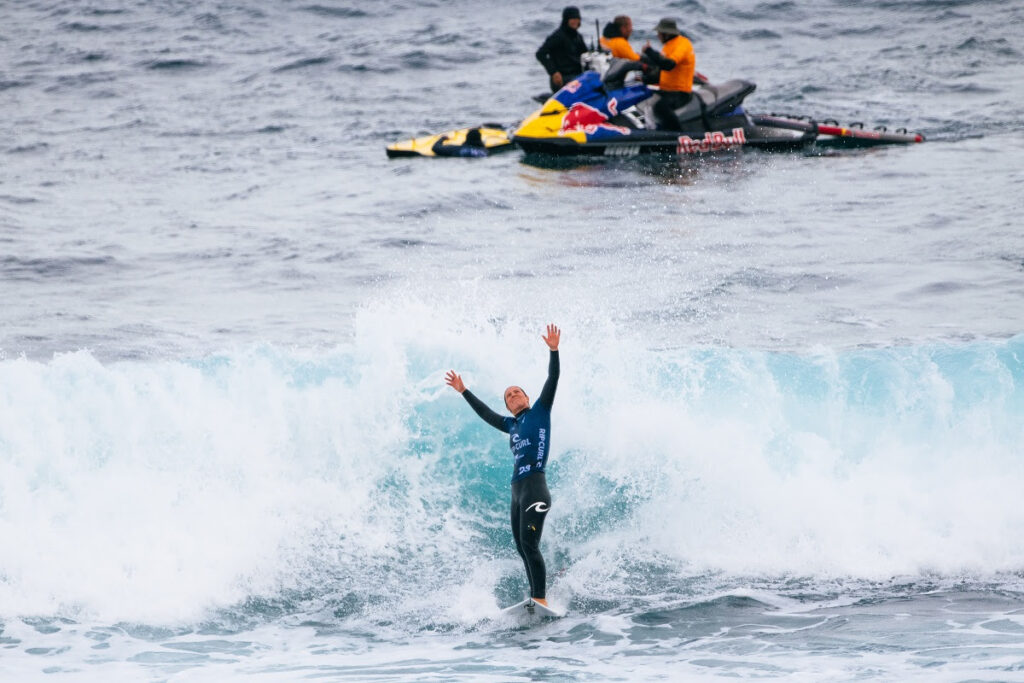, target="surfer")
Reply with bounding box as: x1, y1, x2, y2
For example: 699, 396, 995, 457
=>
445, 324, 560, 607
